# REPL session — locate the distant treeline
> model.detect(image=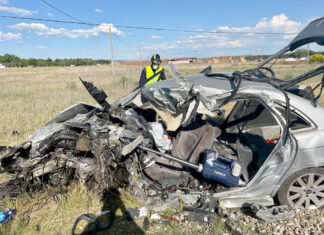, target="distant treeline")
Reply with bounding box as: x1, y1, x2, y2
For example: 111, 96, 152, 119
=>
0, 54, 111, 67
2, 49, 324, 67
245, 49, 324, 61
